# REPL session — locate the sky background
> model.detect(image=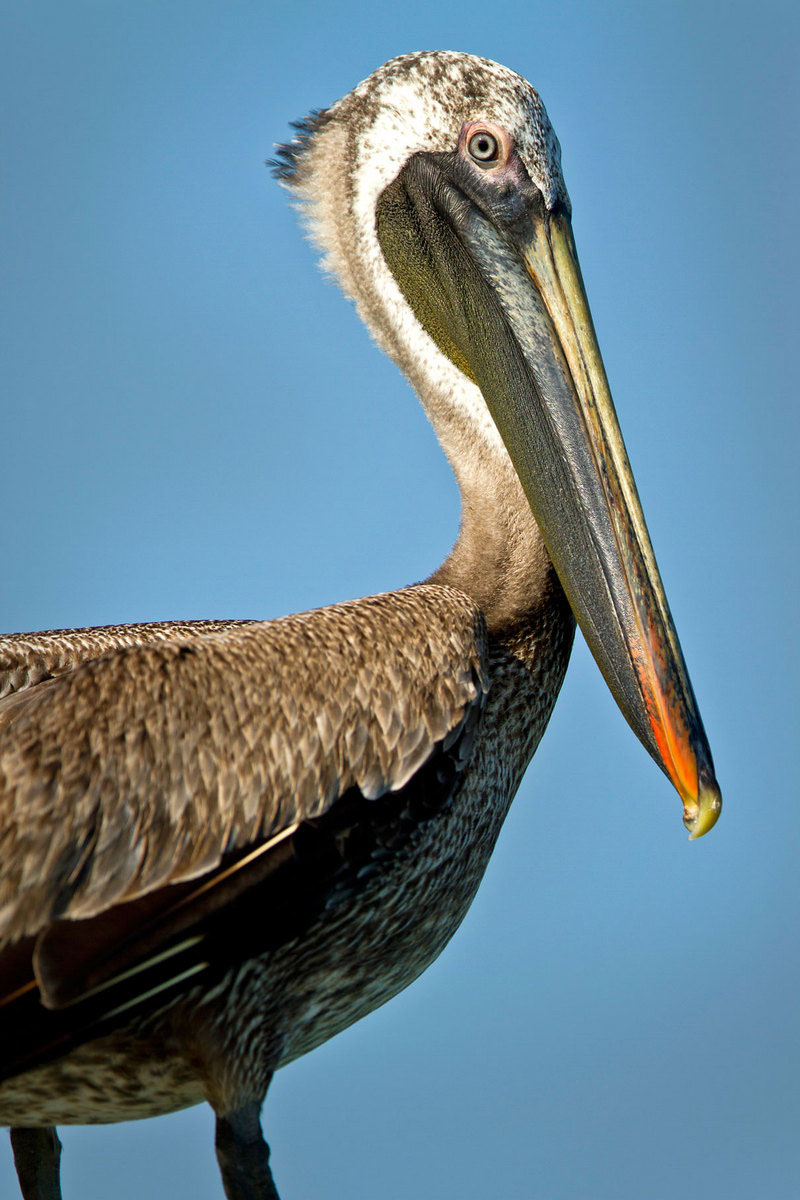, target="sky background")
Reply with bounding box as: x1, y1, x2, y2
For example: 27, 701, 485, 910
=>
1, 2, 798, 1198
